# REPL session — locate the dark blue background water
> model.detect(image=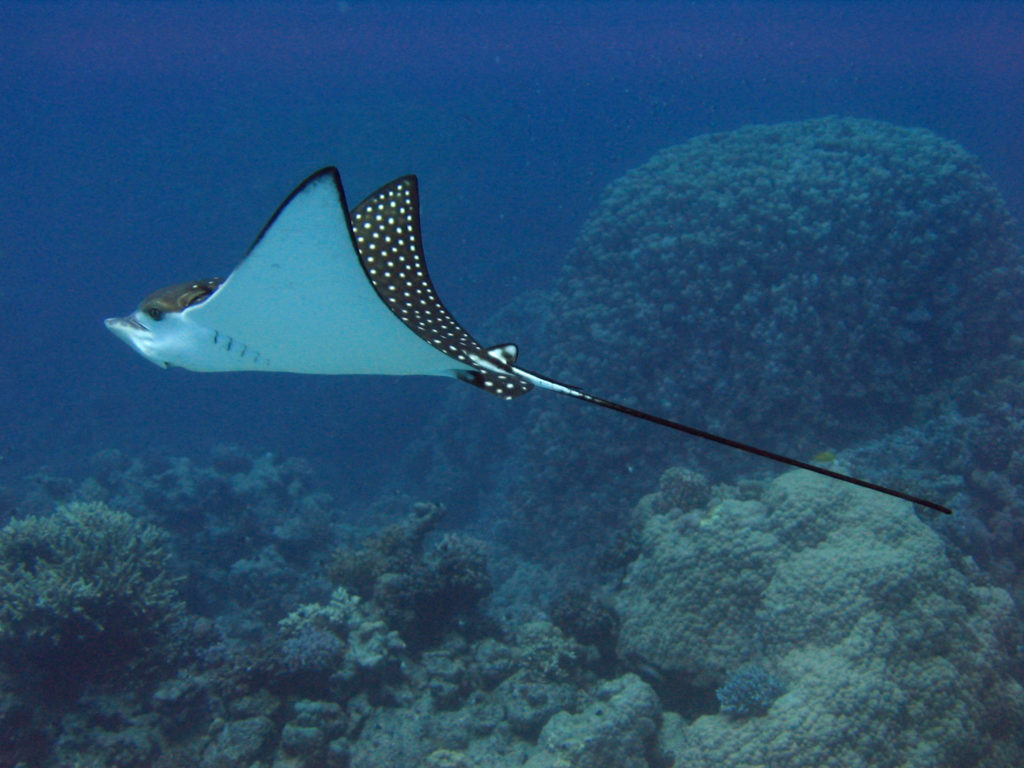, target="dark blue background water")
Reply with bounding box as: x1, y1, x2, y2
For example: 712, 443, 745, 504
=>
1, 1, 1021, 500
